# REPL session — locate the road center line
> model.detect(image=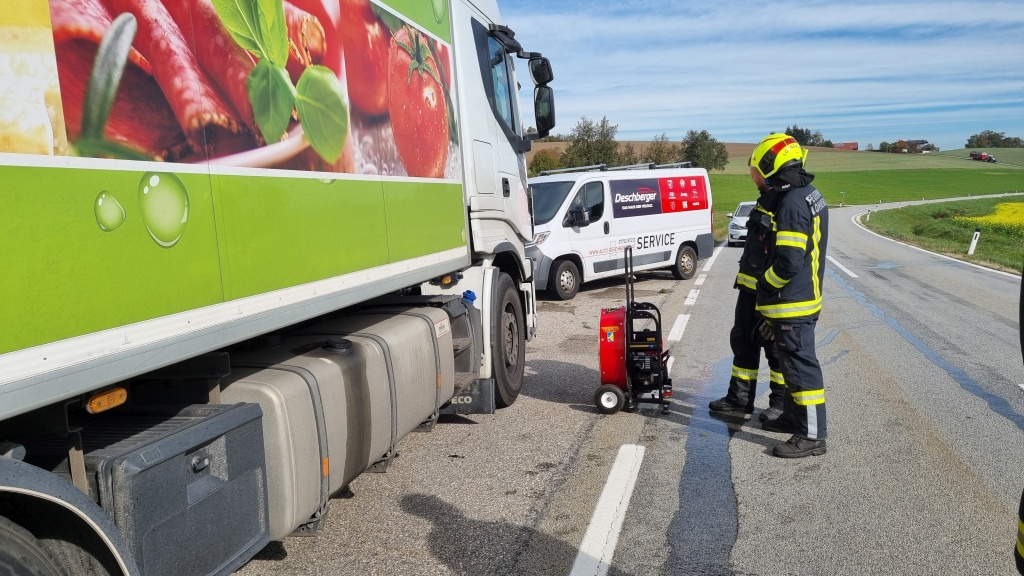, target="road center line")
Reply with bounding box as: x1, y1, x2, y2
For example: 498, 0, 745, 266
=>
684, 290, 699, 306
569, 444, 646, 576
668, 314, 690, 343
695, 274, 707, 286
827, 255, 859, 278
701, 245, 725, 272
